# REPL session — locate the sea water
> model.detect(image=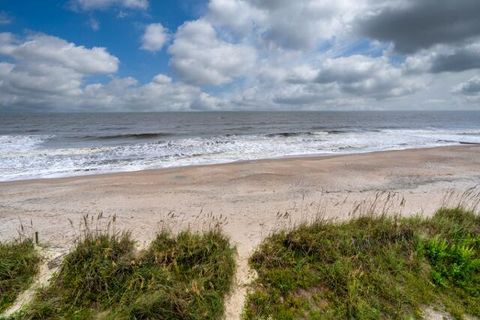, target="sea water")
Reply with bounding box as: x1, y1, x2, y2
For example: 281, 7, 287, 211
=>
1, 111, 479, 181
